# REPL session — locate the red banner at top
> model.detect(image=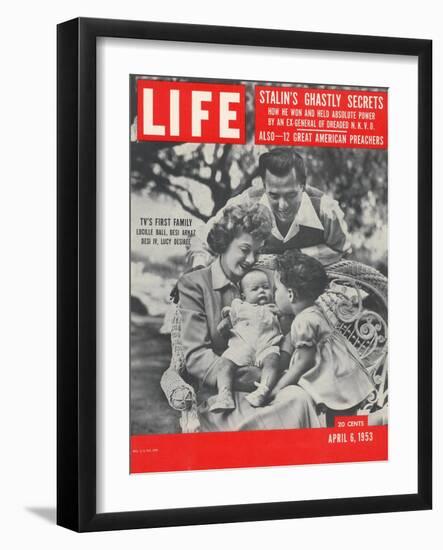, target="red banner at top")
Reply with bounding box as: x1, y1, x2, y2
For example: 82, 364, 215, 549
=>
255, 86, 388, 149
137, 80, 246, 144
